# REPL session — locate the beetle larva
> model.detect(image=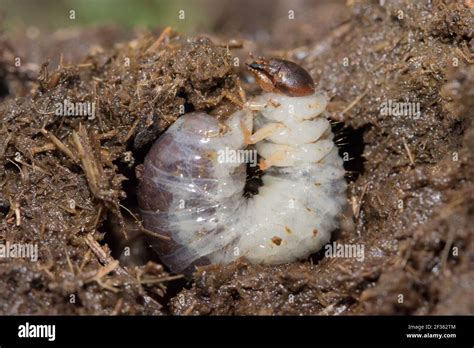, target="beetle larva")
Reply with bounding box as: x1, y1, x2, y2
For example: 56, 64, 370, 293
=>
138, 58, 346, 275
